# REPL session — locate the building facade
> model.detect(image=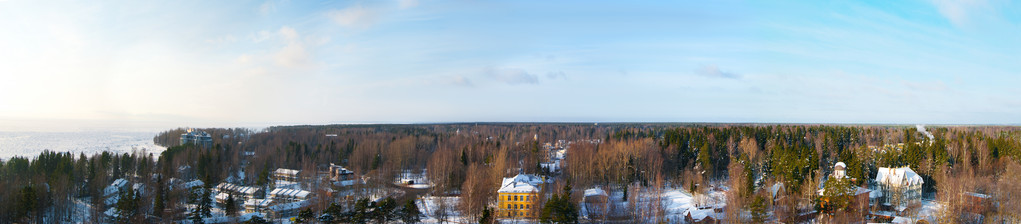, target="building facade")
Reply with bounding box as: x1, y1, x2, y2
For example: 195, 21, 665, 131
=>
180, 129, 213, 148
876, 166, 924, 211
497, 174, 545, 218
